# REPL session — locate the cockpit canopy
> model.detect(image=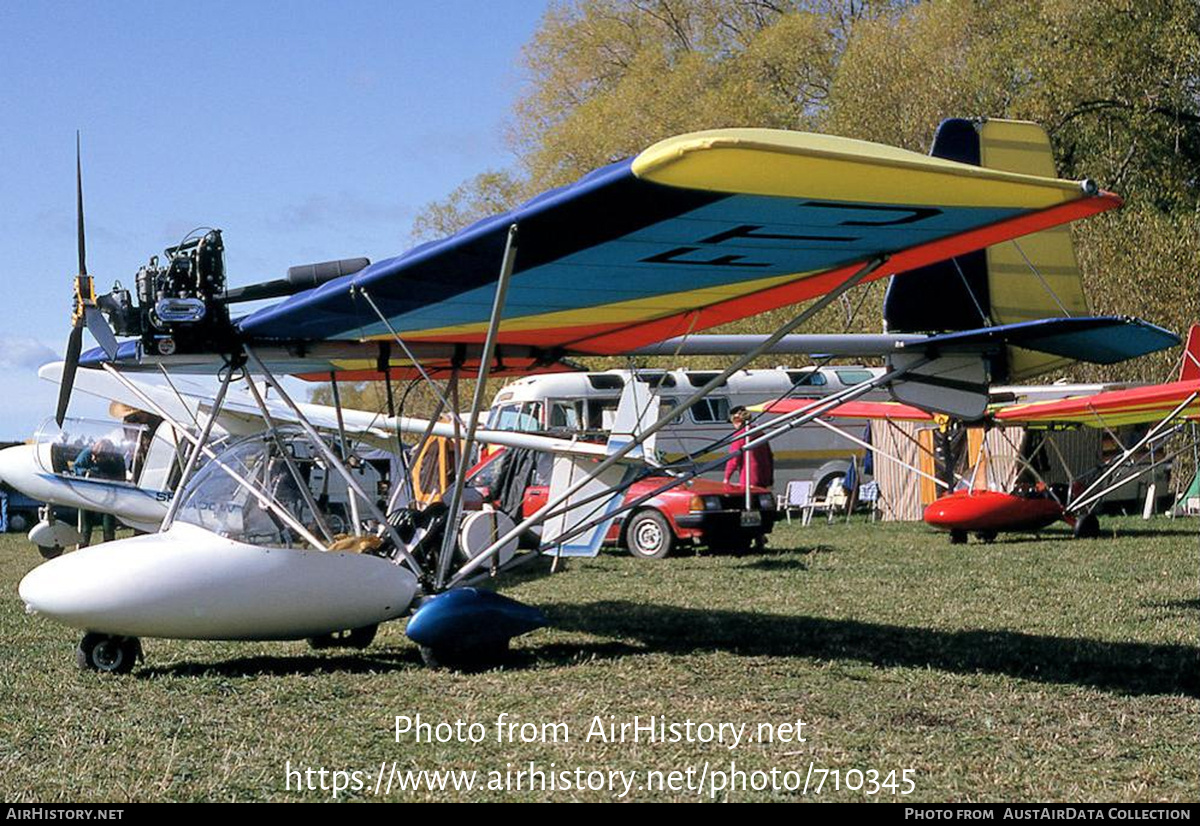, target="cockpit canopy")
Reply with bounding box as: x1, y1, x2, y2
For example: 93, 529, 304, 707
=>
35, 417, 150, 484
173, 428, 386, 548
